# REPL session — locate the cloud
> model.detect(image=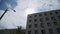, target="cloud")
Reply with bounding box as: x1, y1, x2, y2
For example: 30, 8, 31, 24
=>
0, 0, 17, 10
14, 0, 60, 29
0, 0, 60, 29
0, 0, 17, 29
37, 0, 60, 12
